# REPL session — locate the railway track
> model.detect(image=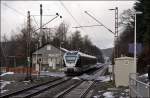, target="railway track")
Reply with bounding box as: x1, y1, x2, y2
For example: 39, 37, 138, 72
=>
90, 66, 105, 75
84, 64, 106, 76
1, 65, 108, 98
92, 65, 108, 76
55, 81, 95, 98
11, 77, 70, 98
32, 78, 82, 98
1, 77, 70, 98
53, 66, 107, 98
55, 65, 107, 98
0, 77, 60, 98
